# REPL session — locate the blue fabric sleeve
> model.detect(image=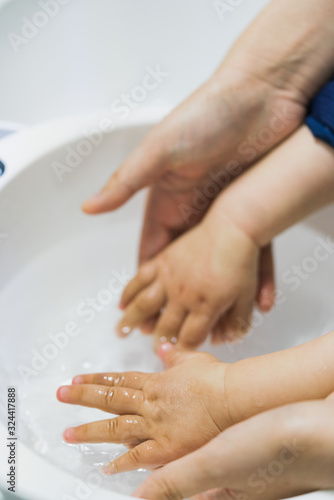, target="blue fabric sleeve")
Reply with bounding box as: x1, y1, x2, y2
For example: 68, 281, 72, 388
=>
306, 76, 334, 148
